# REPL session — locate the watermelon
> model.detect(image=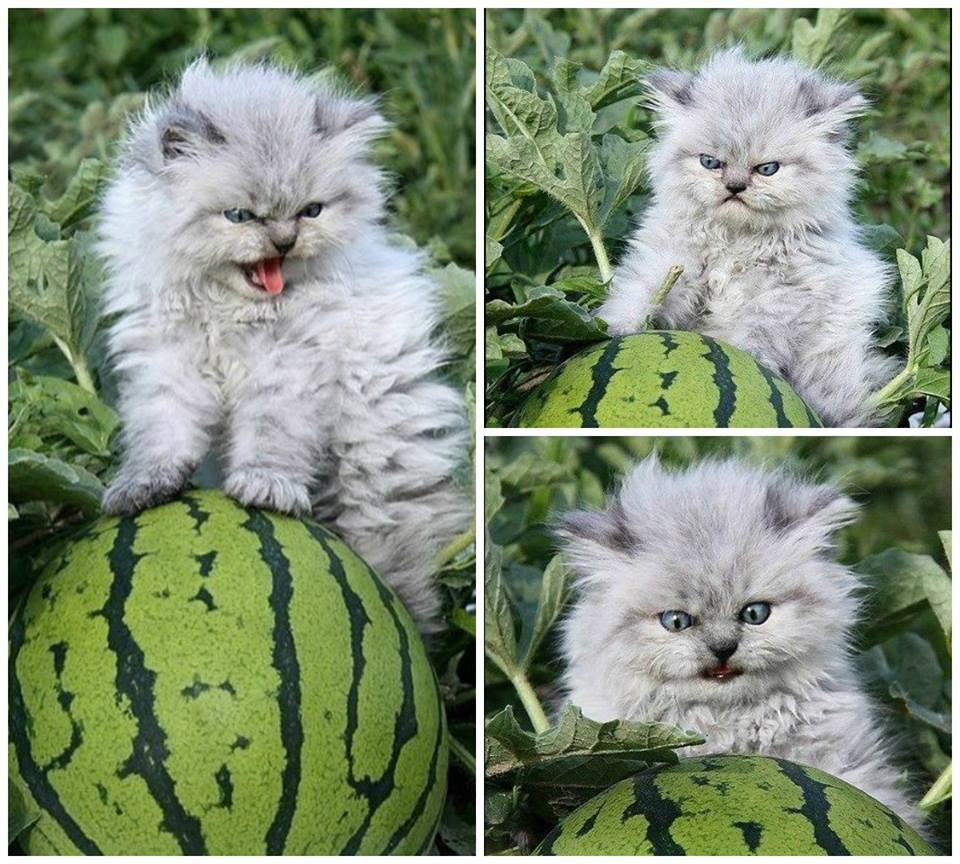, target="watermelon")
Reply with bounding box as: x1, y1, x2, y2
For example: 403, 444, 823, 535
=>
9, 490, 447, 855
535, 755, 935, 856
517, 331, 822, 428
